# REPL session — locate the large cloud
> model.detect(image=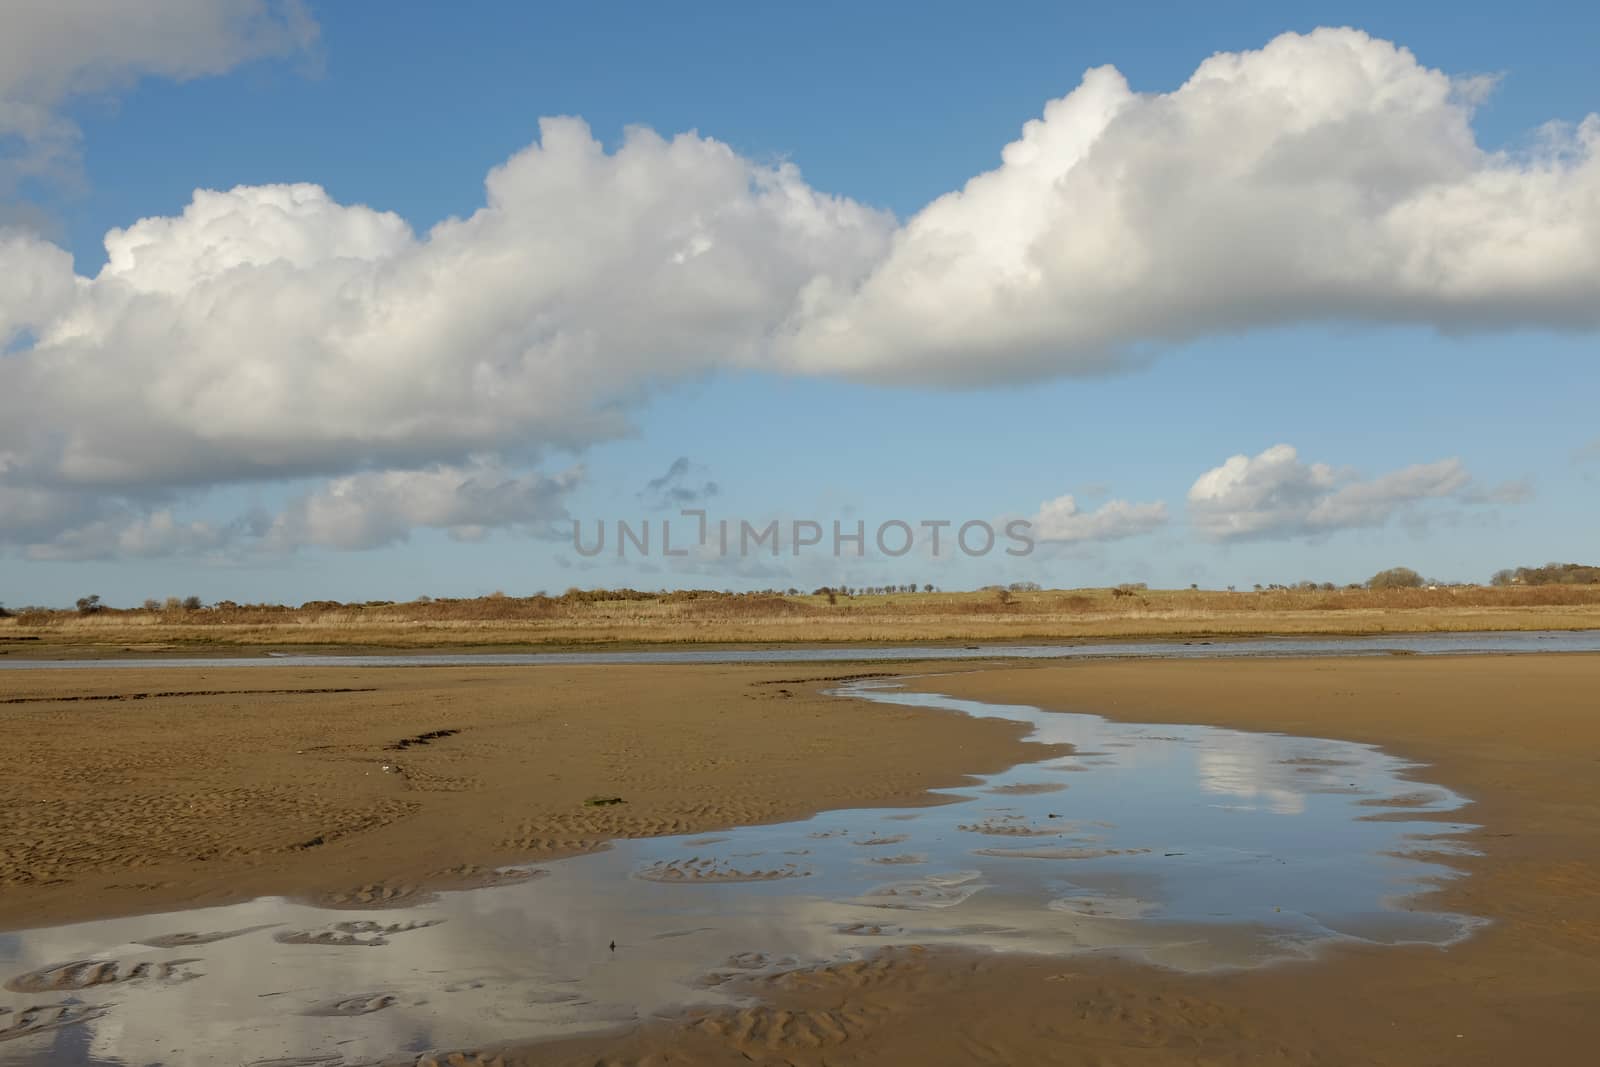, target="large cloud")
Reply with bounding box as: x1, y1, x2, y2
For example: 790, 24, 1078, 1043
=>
0, 122, 892, 496
778, 28, 1600, 382
1186, 444, 1483, 541
0, 0, 316, 198
3, 27, 1597, 557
